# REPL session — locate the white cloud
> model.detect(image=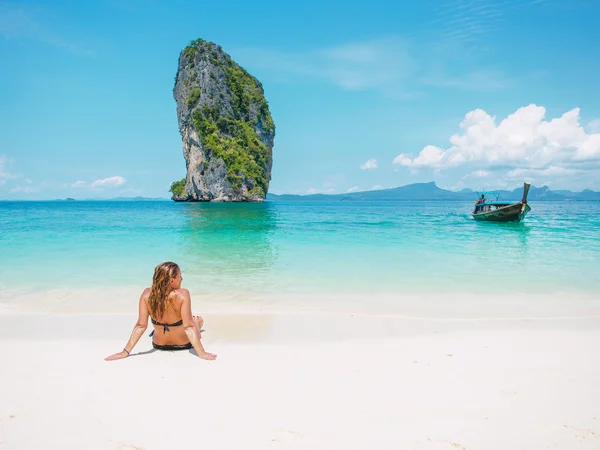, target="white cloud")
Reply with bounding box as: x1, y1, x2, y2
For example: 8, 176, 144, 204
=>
394, 105, 600, 172
370, 185, 384, 191
233, 36, 415, 93
91, 176, 126, 189
471, 170, 491, 178
421, 69, 511, 92
232, 28, 535, 99
392, 154, 413, 167
360, 159, 378, 170
432, 0, 504, 41
589, 119, 600, 133
506, 166, 582, 179
71, 180, 87, 188
394, 145, 444, 168
0, 155, 17, 186
10, 185, 35, 193
0, 156, 10, 185
234, 37, 516, 97
430, 0, 562, 48
347, 186, 360, 193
